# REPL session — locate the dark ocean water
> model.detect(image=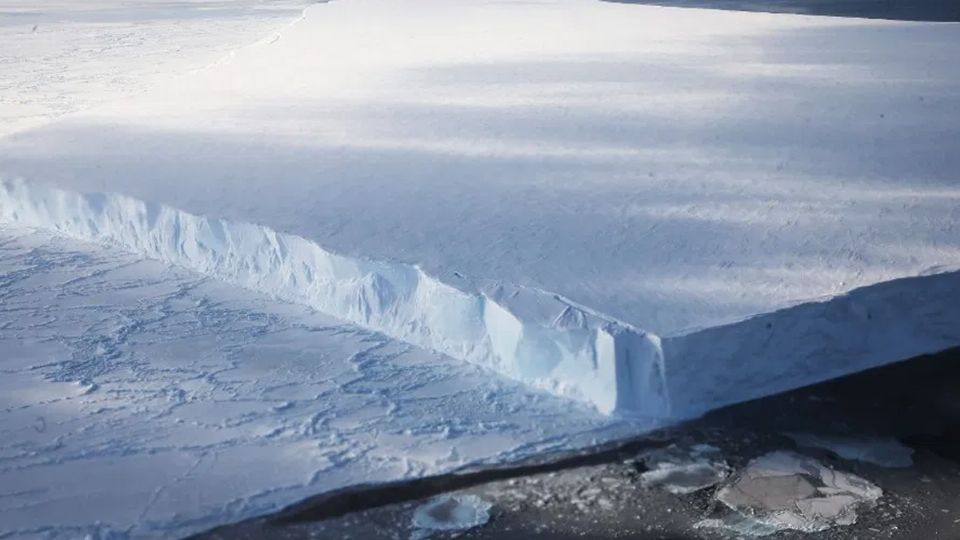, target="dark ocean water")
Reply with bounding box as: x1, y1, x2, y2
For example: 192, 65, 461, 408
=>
604, 0, 960, 22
